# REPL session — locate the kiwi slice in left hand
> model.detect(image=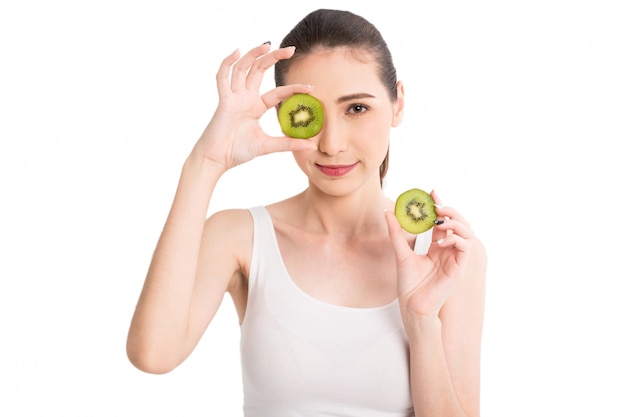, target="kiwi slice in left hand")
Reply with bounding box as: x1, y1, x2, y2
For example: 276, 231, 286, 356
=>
394, 188, 438, 234
278, 93, 324, 139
